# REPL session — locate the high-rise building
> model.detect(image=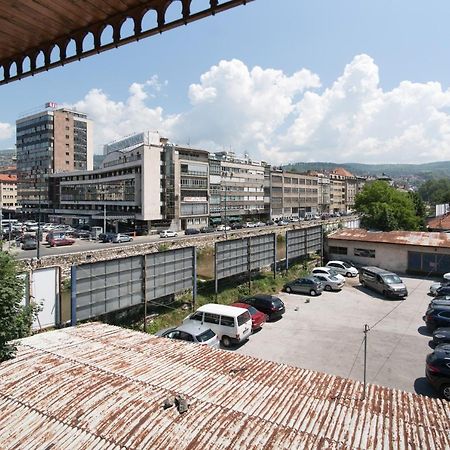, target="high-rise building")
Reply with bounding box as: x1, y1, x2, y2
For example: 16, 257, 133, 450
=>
16, 106, 93, 217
